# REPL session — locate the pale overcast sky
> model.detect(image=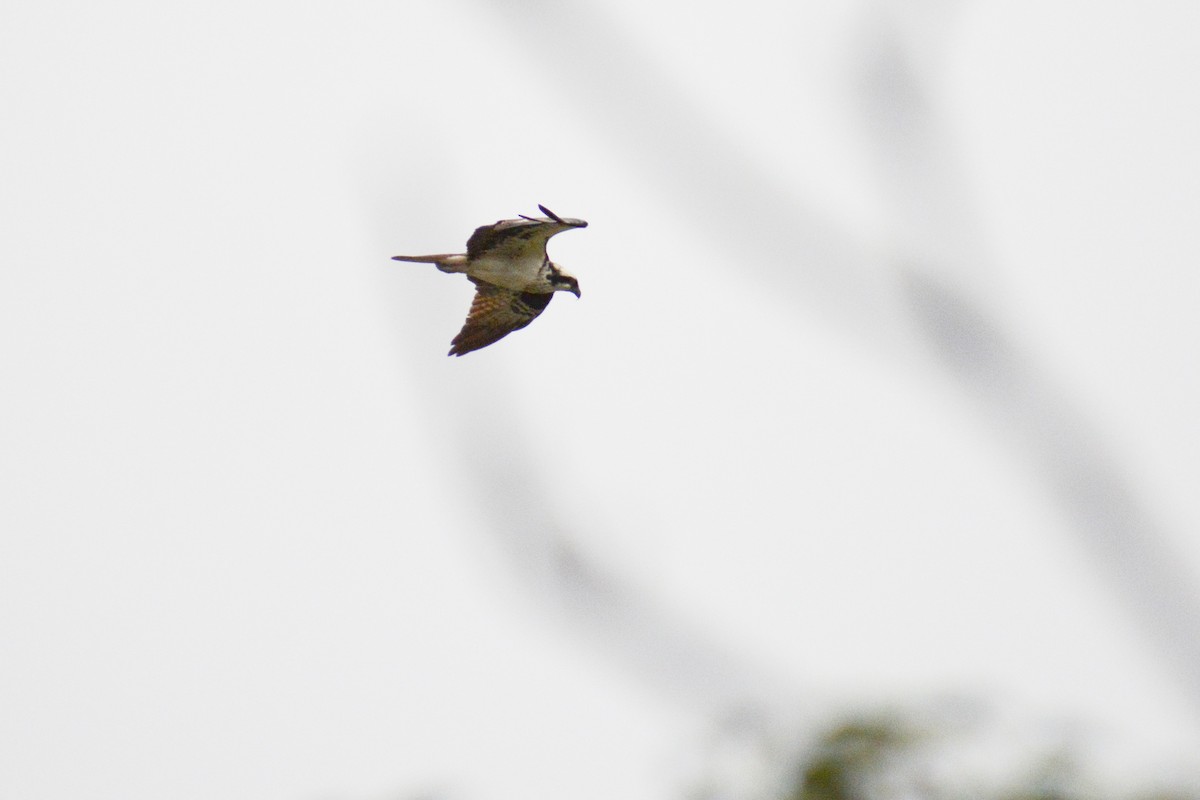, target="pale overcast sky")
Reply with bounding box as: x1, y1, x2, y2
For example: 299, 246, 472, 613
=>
2, 2, 1199, 798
